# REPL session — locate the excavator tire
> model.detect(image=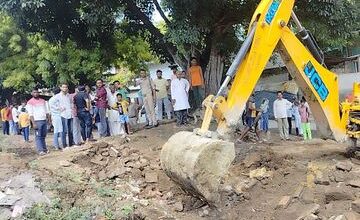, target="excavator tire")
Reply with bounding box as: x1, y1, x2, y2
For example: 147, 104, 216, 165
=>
160, 131, 235, 204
